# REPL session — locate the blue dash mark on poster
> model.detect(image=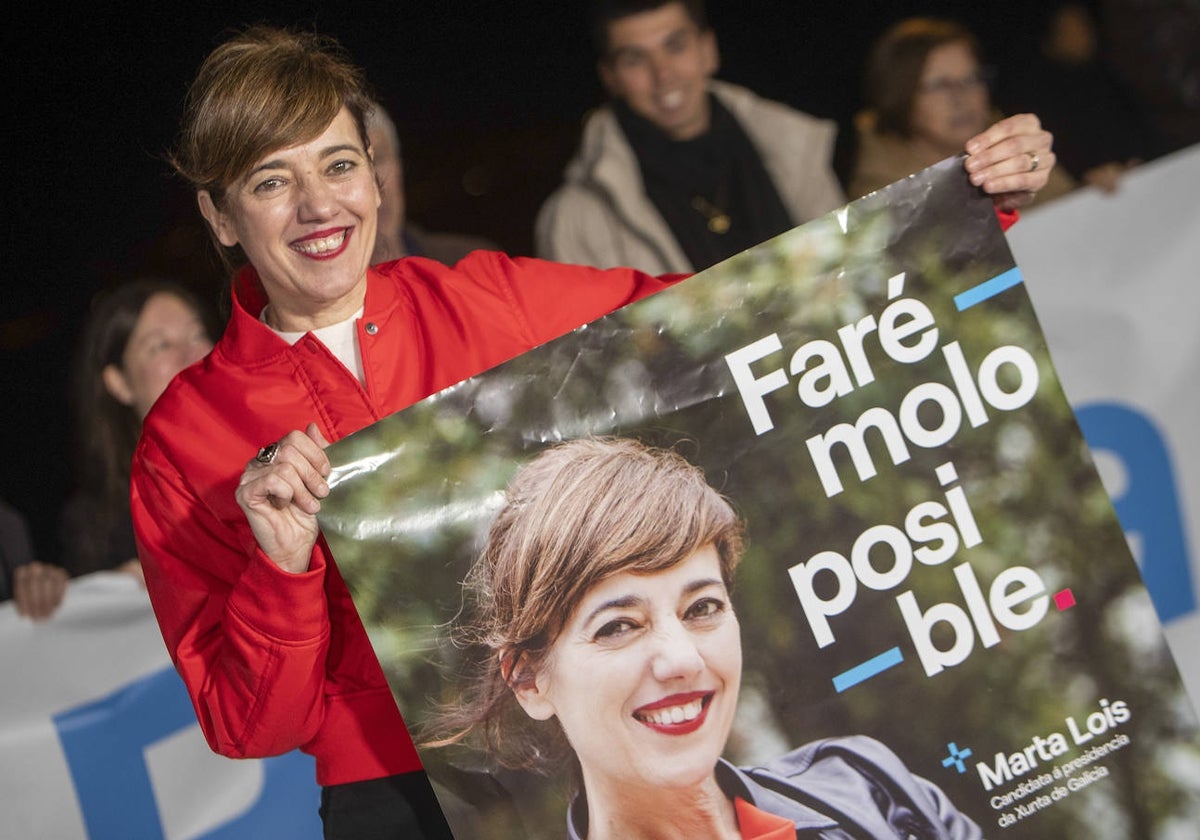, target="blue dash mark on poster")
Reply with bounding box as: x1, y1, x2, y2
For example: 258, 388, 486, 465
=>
954, 267, 1023, 311
833, 647, 904, 692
